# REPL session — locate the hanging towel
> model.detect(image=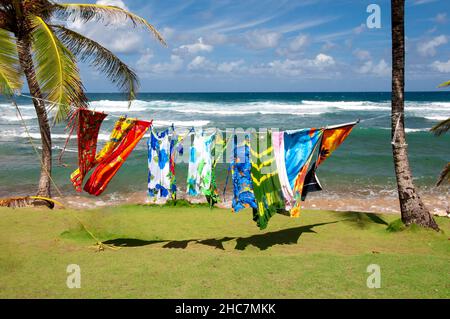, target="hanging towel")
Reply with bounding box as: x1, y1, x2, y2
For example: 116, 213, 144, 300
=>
283, 128, 323, 217
250, 131, 285, 230
317, 122, 356, 166
168, 131, 183, 200
300, 122, 356, 201
70, 109, 107, 192
231, 134, 257, 212
84, 120, 151, 196
70, 116, 134, 191
272, 131, 295, 210
147, 128, 171, 200
186, 132, 216, 196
